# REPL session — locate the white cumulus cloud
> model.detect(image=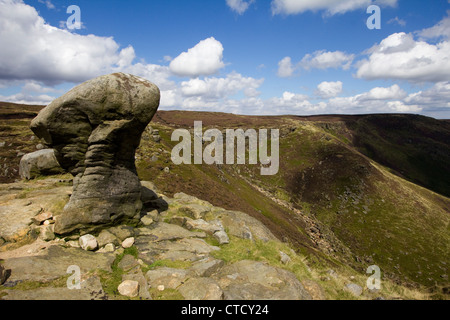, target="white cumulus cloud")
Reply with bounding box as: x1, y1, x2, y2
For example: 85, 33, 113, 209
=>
316, 81, 343, 98
181, 72, 264, 99
417, 10, 450, 40
301, 50, 354, 70
277, 57, 295, 78
0, 0, 138, 85
271, 0, 397, 16
169, 37, 225, 78
357, 84, 407, 101
356, 32, 450, 83
404, 82, 450, 111
226, 0, 255, 15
